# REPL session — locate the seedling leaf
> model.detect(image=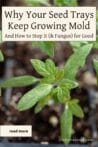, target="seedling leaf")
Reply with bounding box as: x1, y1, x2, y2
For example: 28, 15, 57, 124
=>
93, 59, 98, 82
60, 79, 78, 90
0, 76, 38, 88
45, 59, 56, 74
54, 0, 77, 6
17, 84, 52, 111
31, 59, 50, 77
0, 50, 4, 62
64, 44, 93, 80
60, 105, 73, 144
35, 95, 51, 113
69, 99, 84, 118
93, 36, 98, 49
